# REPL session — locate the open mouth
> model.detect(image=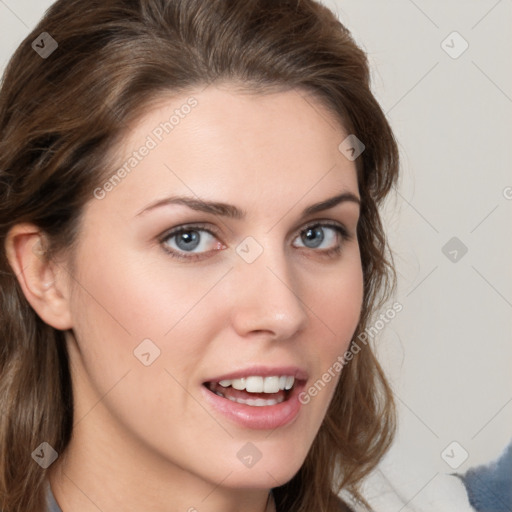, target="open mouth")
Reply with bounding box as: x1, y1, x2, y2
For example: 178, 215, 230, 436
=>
204, 375, 296, 407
